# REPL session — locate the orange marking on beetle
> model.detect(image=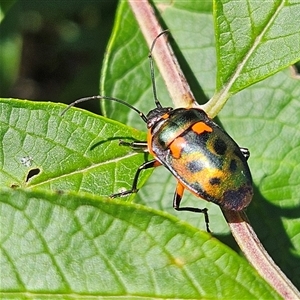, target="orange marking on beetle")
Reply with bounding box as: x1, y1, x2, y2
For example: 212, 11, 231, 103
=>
176, 181, 185, 198
162, 113, 170, 119
169, 137, 186, 159
147, 129, 155, 155
153, 160, 162, 167
192, 122, 213, 134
